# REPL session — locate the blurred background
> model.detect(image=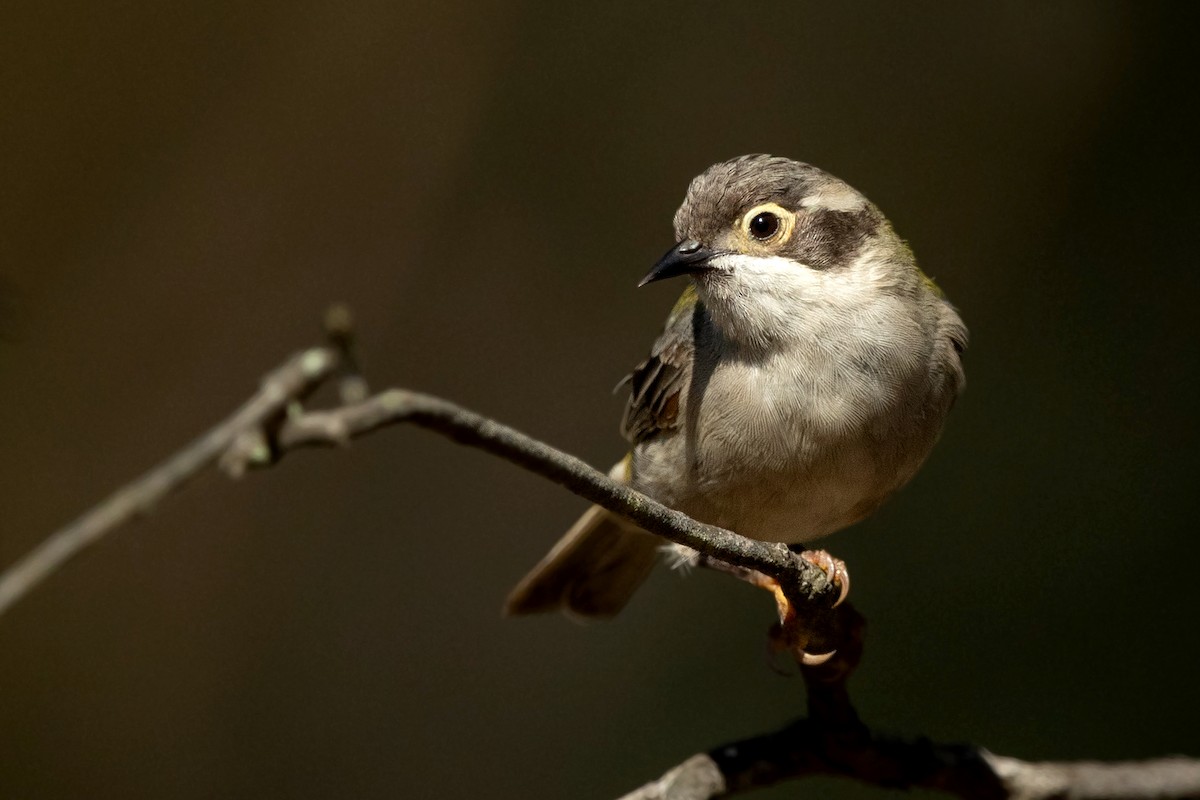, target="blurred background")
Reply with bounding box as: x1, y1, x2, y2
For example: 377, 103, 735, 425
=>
2, 2, 1198, 797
